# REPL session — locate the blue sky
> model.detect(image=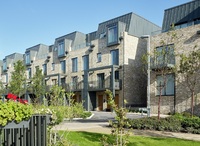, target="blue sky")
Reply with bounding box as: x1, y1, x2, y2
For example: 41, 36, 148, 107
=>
0, 0, 190, 60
